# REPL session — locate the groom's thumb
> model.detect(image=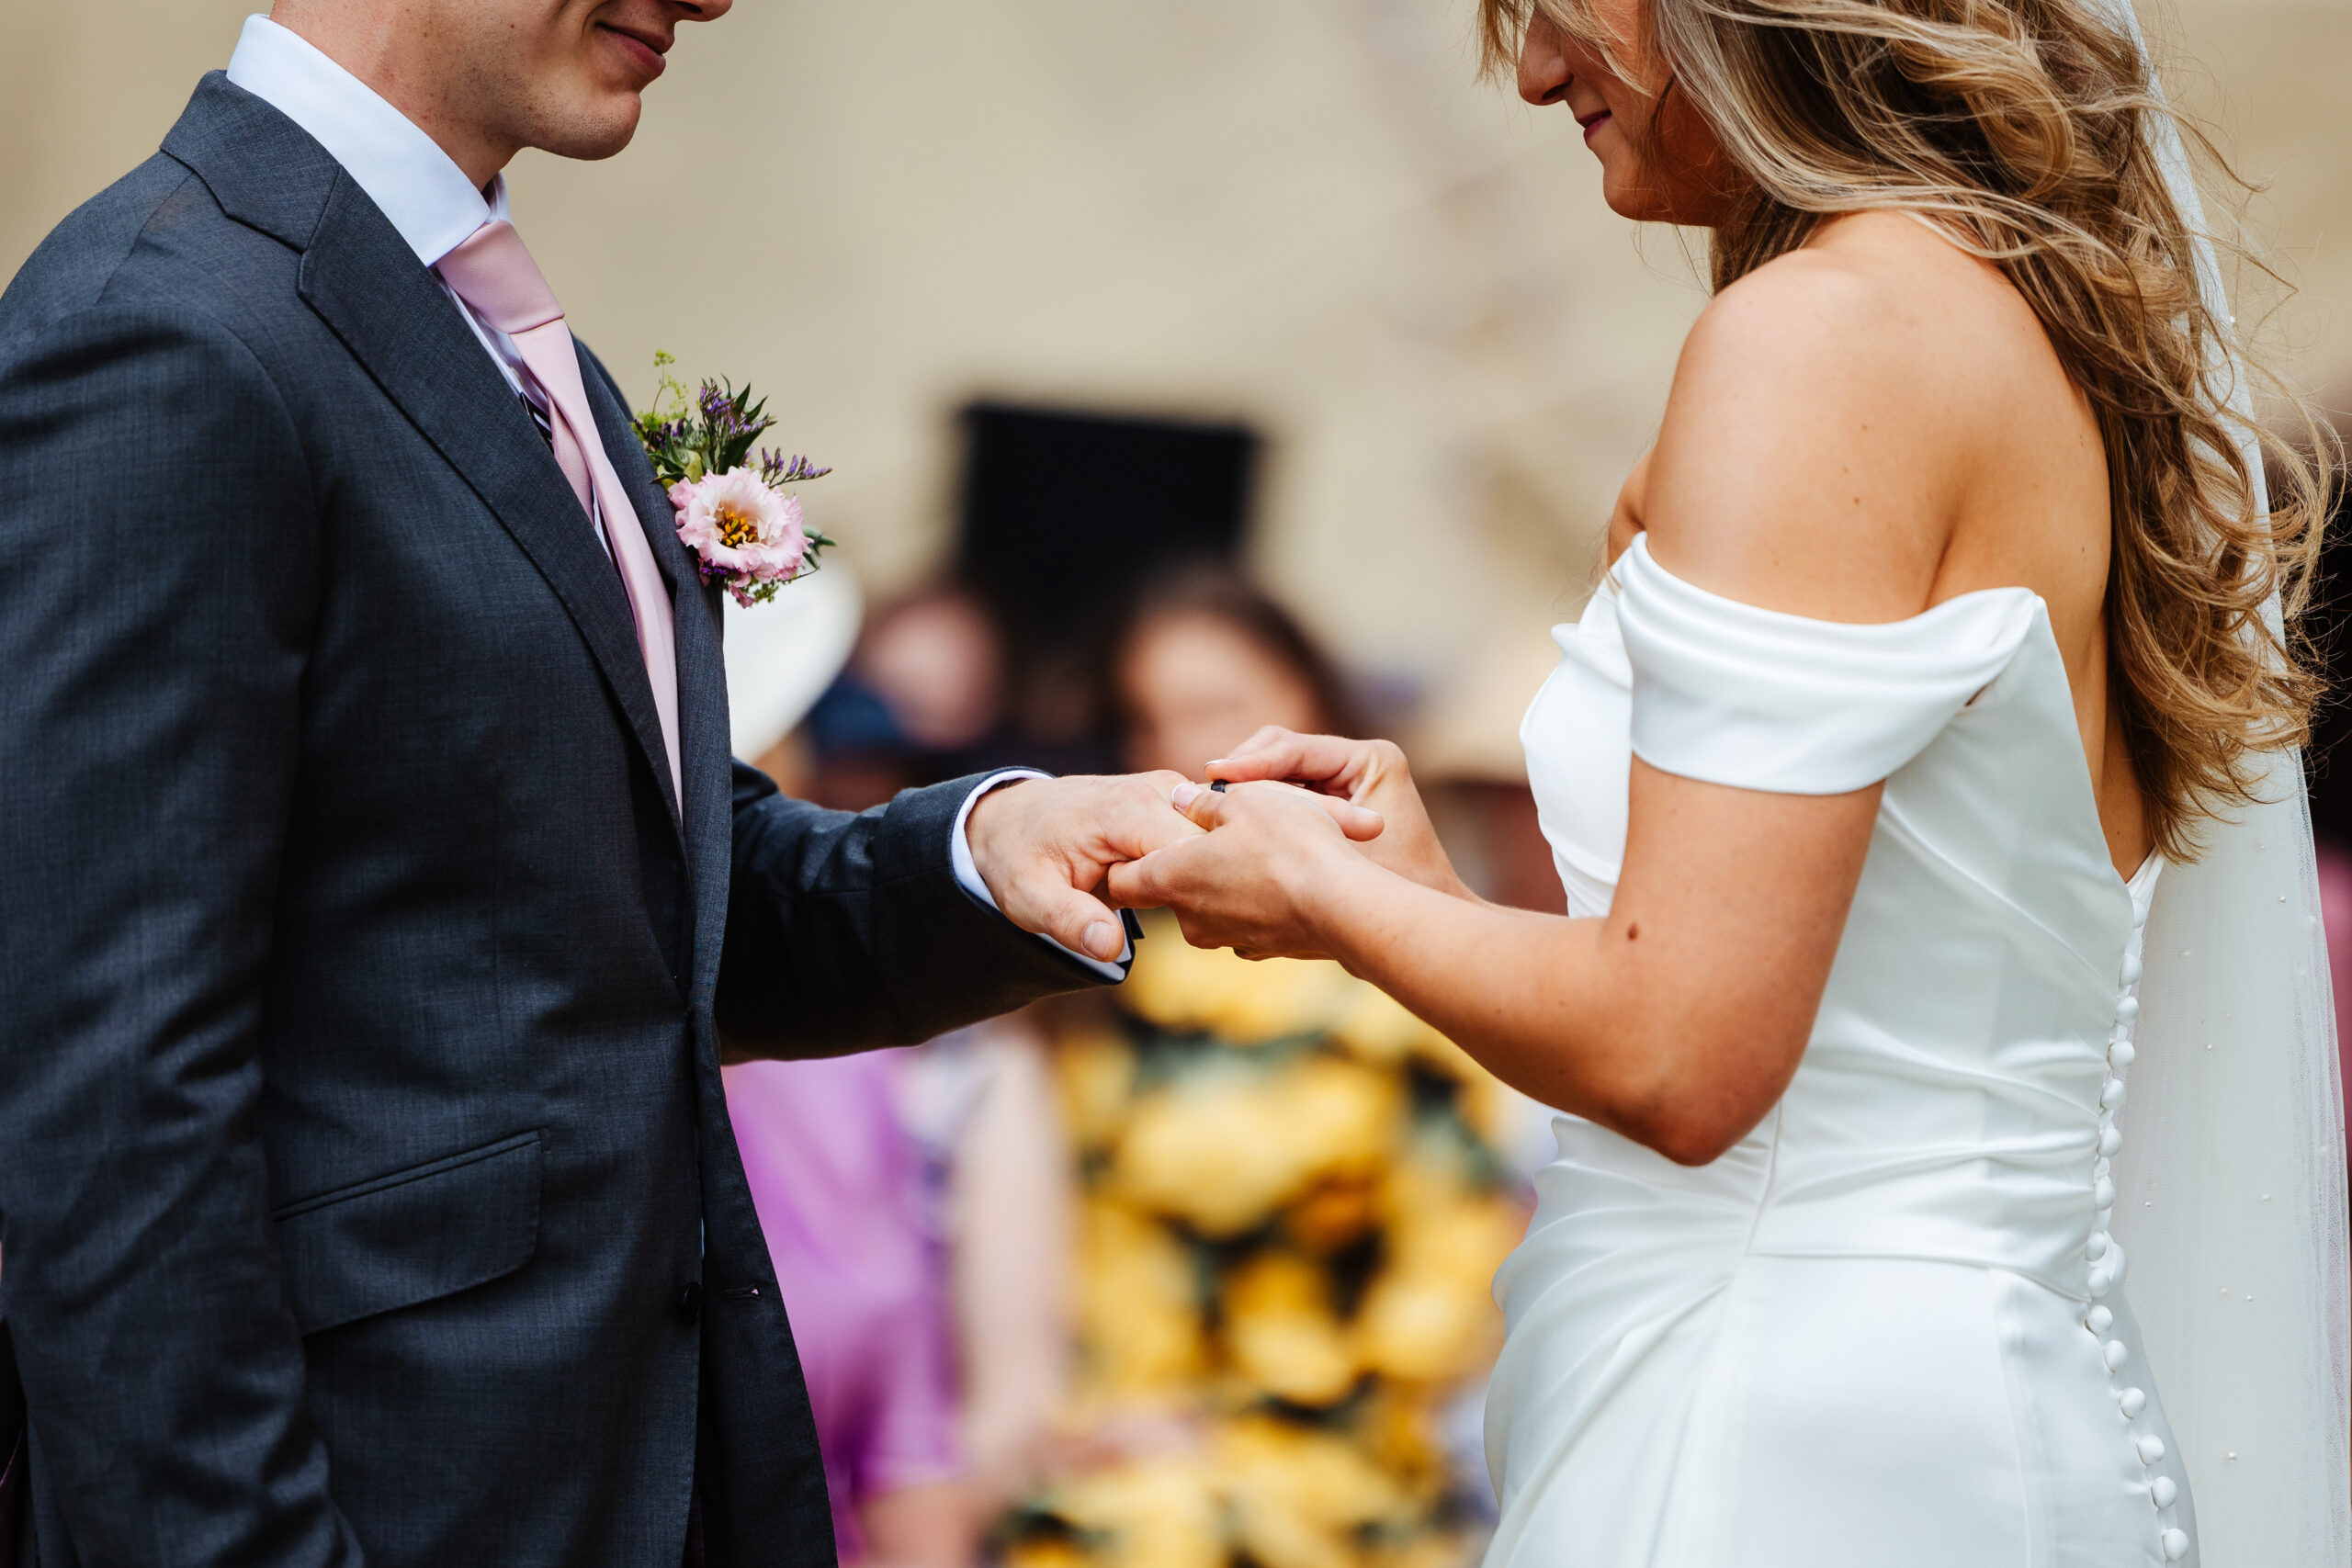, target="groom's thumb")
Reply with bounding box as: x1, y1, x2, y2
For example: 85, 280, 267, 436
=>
1028, 883, 1128, 964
